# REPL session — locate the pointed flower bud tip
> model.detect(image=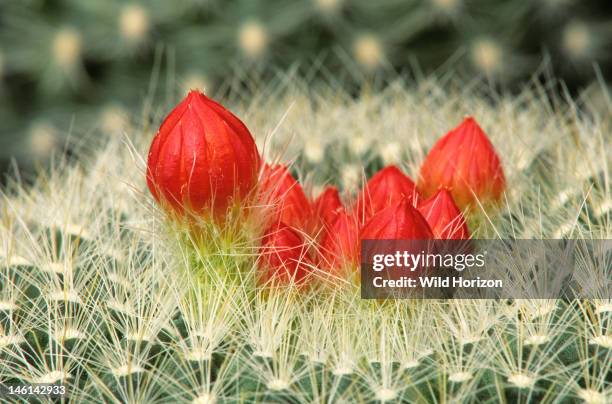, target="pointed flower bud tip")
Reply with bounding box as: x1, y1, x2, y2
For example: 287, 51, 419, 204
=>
418, 189, 470, 239
361, 198, 433, 240
354, 165, 420, 223
418, 117, 505, 210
